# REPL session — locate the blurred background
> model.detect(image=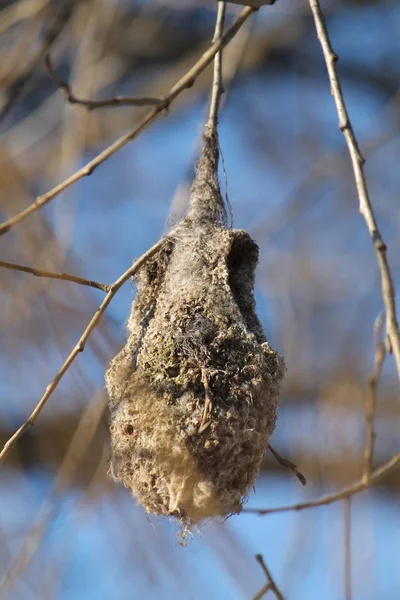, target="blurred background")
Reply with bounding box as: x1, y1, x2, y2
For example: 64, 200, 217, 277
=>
0, 0, 400, 598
